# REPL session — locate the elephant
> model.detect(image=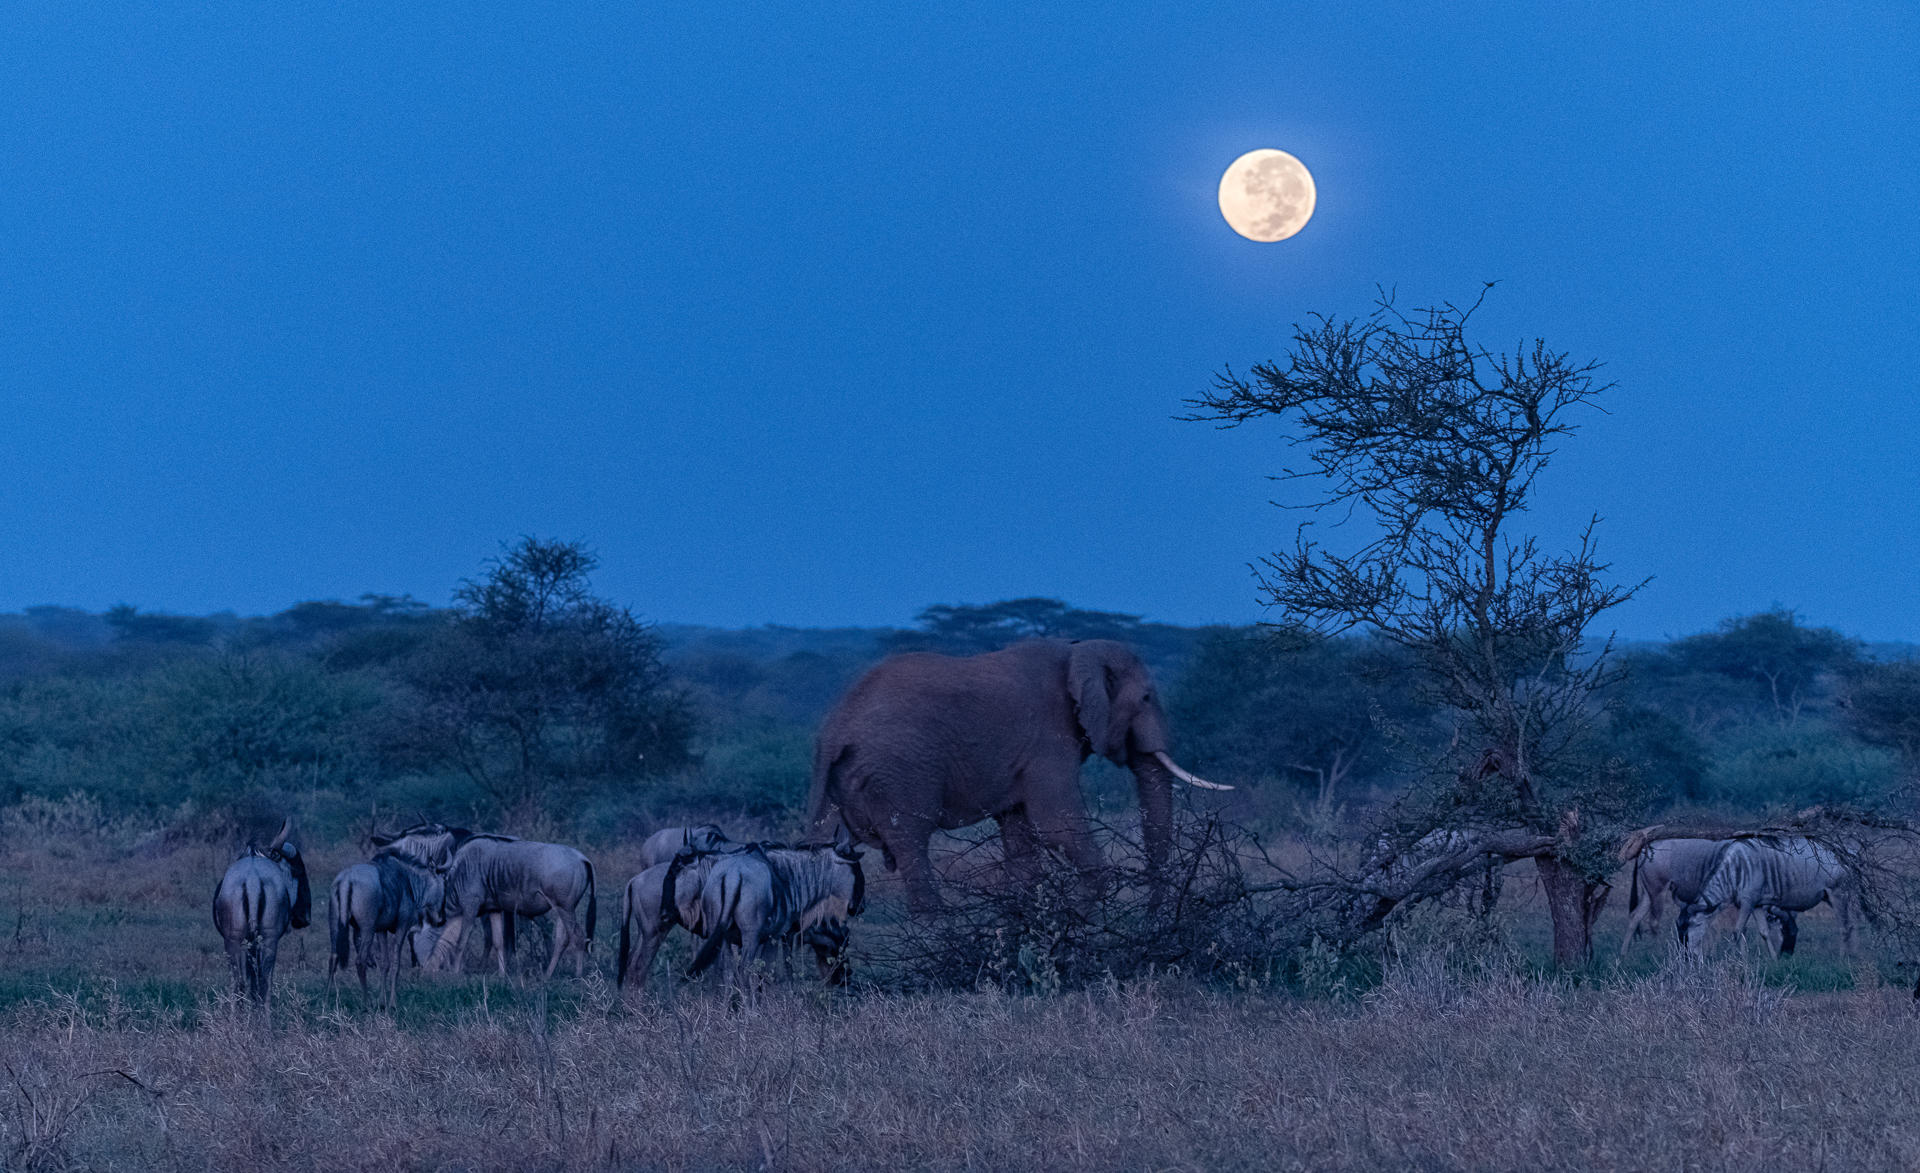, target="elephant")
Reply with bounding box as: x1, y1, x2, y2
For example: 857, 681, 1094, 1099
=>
805, 638, 1227, 913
